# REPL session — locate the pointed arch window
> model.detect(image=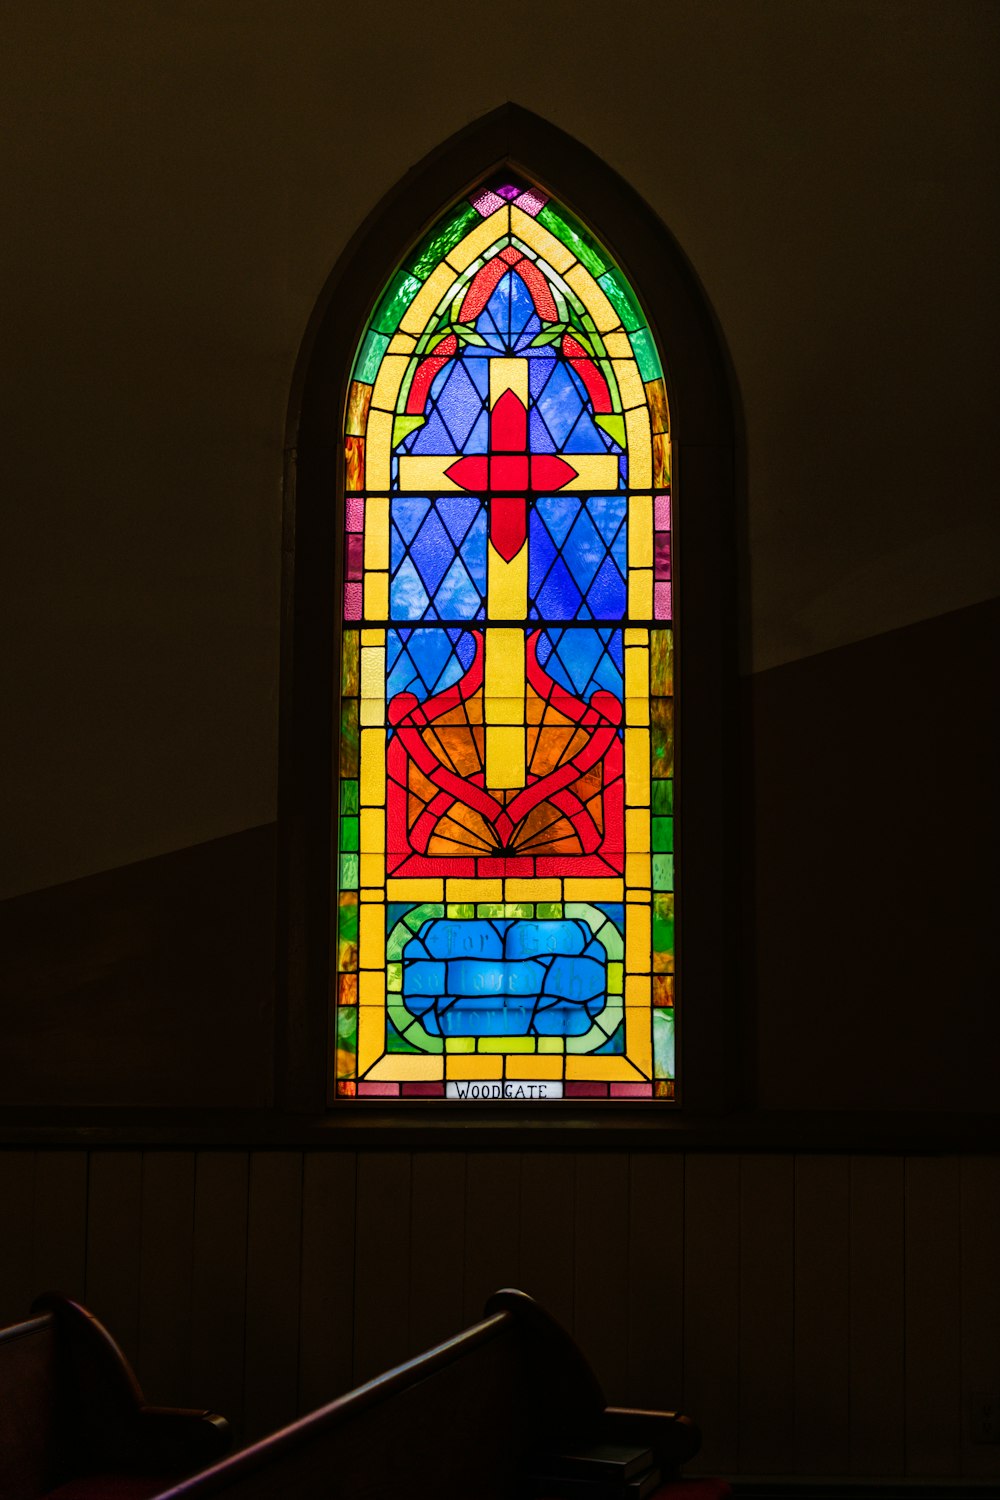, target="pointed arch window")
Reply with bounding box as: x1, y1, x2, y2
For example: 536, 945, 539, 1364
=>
334, 176, 677, 1103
